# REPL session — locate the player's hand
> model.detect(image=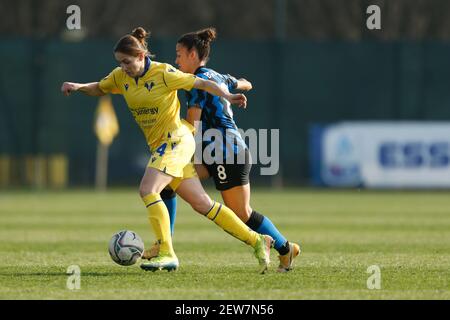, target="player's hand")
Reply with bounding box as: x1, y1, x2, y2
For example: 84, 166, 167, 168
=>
61, 82, 78, 96
227, 93, 247, 109
243, 79, 252, 90
238, 78, 253, 91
